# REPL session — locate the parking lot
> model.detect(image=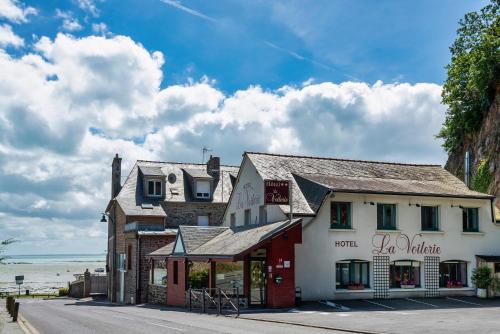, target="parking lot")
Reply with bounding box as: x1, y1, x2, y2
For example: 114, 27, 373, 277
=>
240, 297, 500, 334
